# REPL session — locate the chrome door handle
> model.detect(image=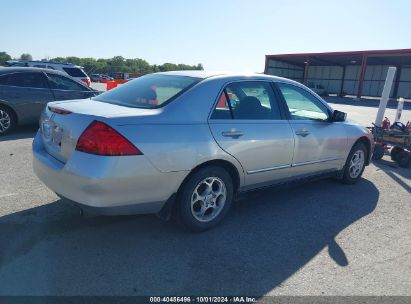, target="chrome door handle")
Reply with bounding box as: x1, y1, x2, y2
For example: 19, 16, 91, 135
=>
295, 129, 310, 137
222, 130, 244, 138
